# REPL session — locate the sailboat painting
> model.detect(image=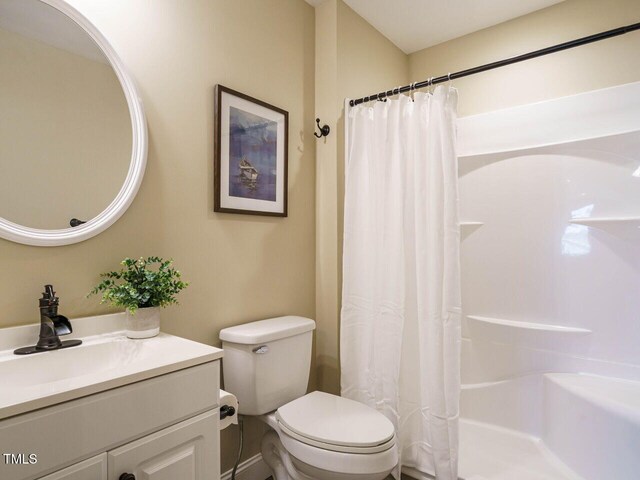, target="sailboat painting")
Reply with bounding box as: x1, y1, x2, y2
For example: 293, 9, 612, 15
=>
229, 106, 277, 201
215, 85, 288, 216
